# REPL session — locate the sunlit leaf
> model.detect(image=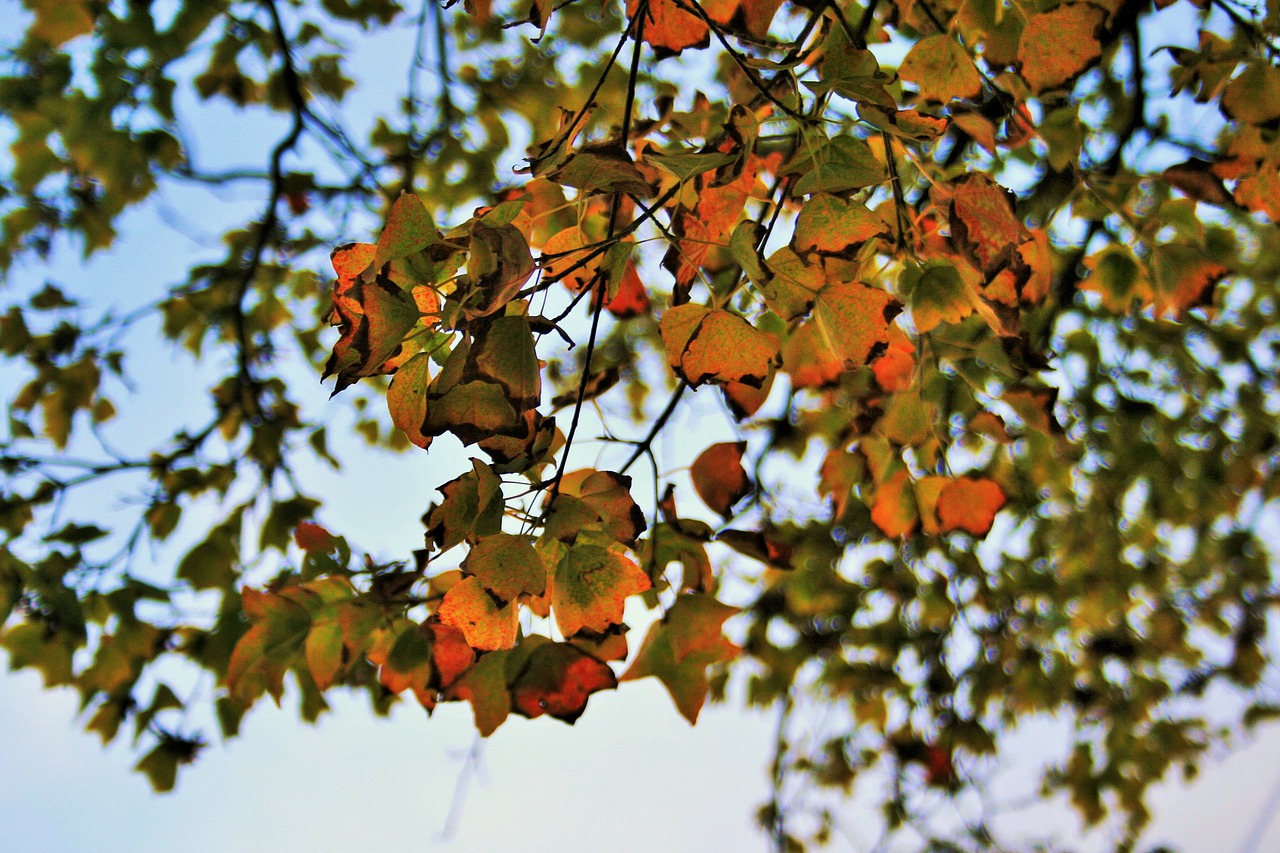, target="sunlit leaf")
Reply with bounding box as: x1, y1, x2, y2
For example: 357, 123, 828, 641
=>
661, 304, 778, 388
899, 35, 982, 103
438, 575, 519, 651
552, 537, 650, 637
